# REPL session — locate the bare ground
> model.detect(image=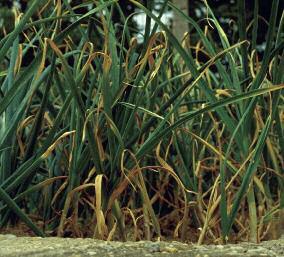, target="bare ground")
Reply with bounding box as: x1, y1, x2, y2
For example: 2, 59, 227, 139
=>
0, 234, 283, 257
